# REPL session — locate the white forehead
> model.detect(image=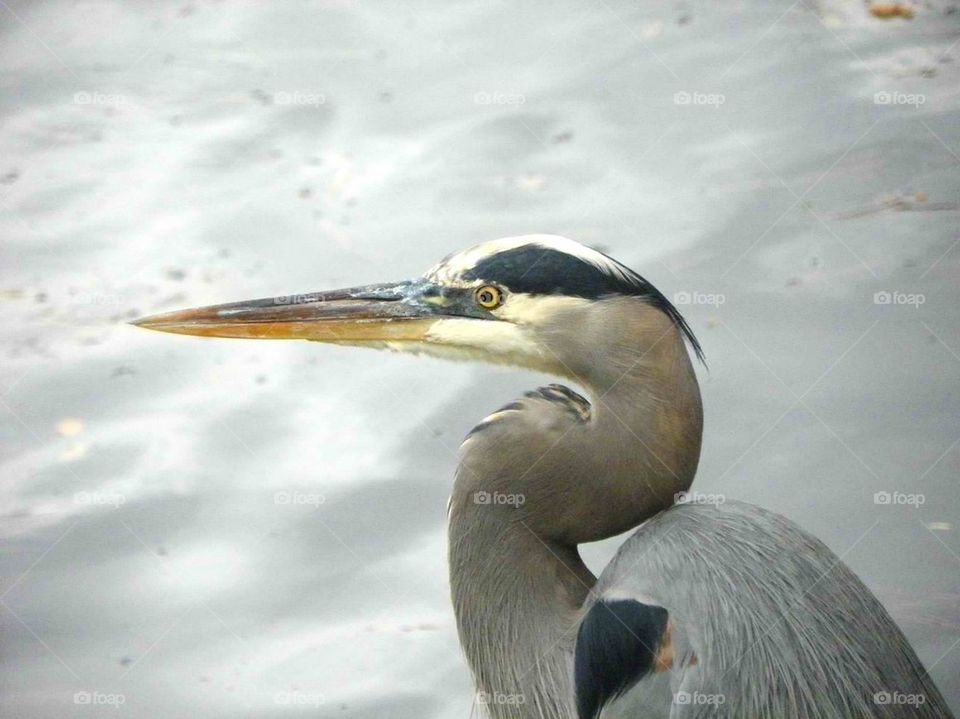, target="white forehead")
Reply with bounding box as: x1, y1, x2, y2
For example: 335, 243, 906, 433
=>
425, 234, 630, 285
